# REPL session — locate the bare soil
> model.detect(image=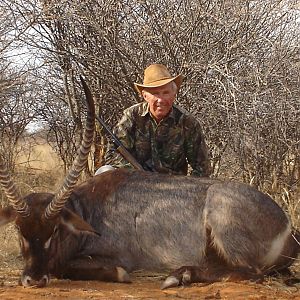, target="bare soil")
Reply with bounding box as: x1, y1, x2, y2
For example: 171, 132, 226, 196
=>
0, 273, 300, 300
0, 261, 300, 299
